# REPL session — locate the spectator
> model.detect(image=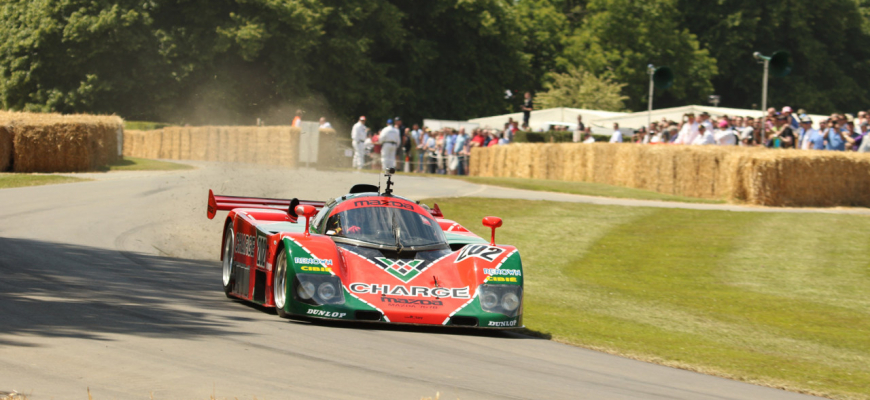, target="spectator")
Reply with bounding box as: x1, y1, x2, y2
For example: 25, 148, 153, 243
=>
351, 116, 367, 170
825, 118, 846, 151
454, 128, 469, 175
675, 113, 700, 144
417, 128, 431, 173
445, 129, 458, 175
377, 119, 400, 170
799, 117, 824, 150
292, 109, 304, 127
781, 106, 799, 130
714, 120, 738, 145
368, 128, 381, 170
573, 115, 586, 143
425, 131, 438, 173
522, 92, 534, 127
319, 117, 332, 129
401, 128, 413, 172
471, 128, 486, 148
582, 128, 596, 143
691, 124, 716, 145
698, 112, 714, 132
767, 115, 795, 148
609, 123, 623, 143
